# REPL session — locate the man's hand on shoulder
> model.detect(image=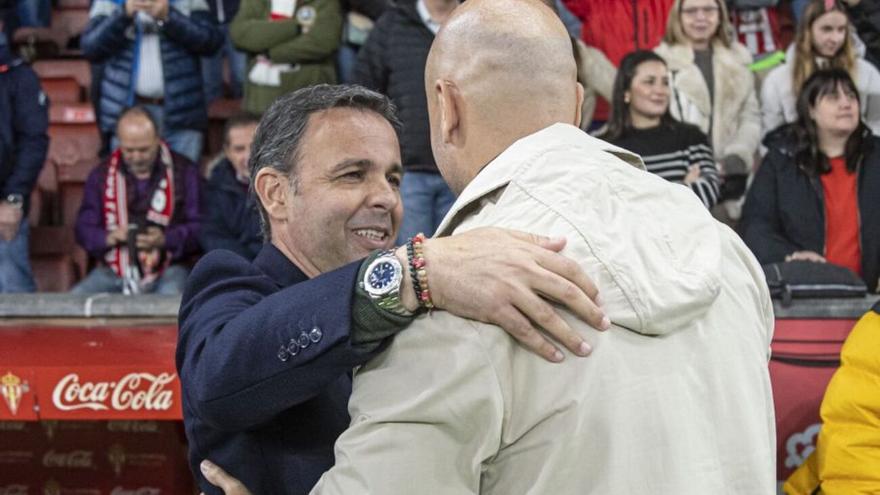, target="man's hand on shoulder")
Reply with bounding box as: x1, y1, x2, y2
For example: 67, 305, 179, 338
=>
0, 203, 23, 242
396, 227, 610, 363
200, 460, 252, 495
